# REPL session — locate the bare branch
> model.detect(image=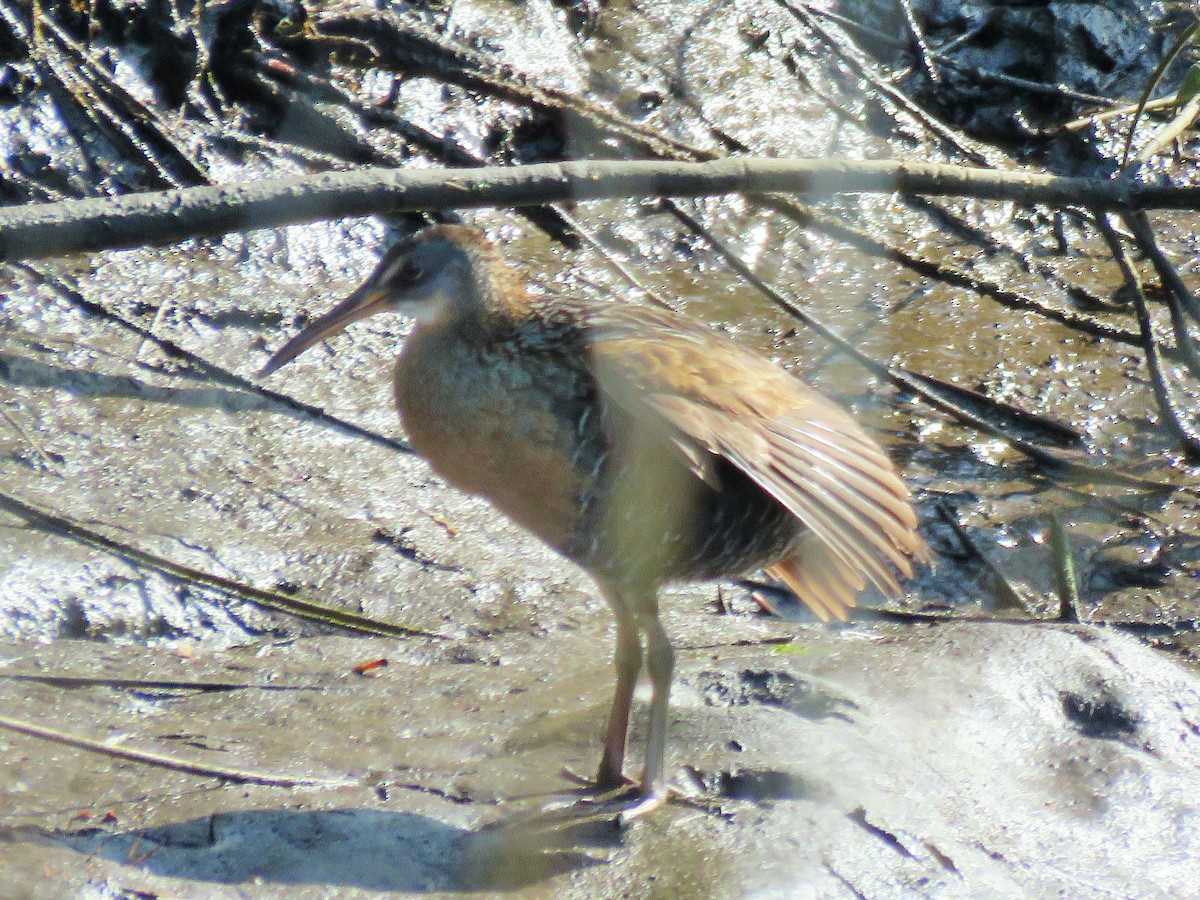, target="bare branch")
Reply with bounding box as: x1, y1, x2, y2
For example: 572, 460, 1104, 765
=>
0, 157, 1158, 264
